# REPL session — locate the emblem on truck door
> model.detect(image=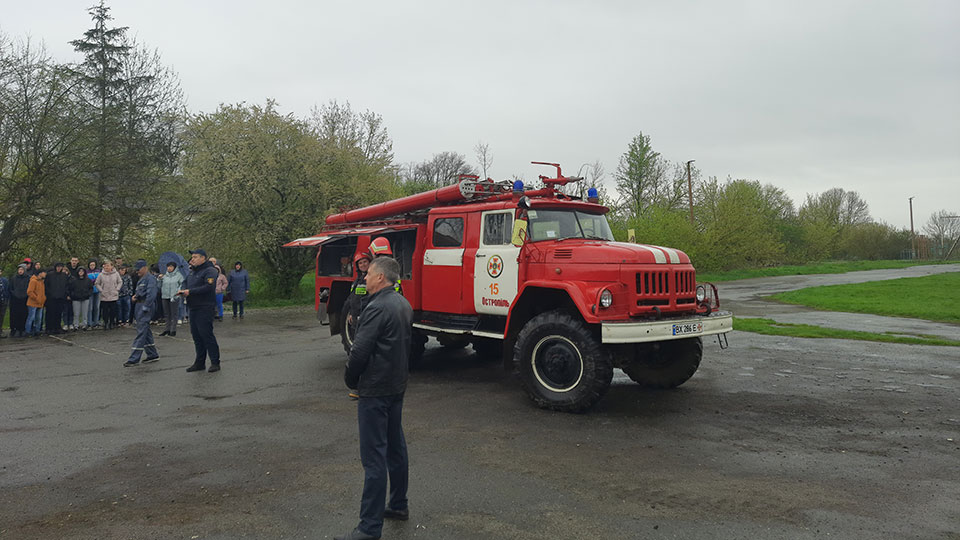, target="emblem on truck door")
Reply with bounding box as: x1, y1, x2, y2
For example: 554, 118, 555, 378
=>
487, 255, 504, 278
